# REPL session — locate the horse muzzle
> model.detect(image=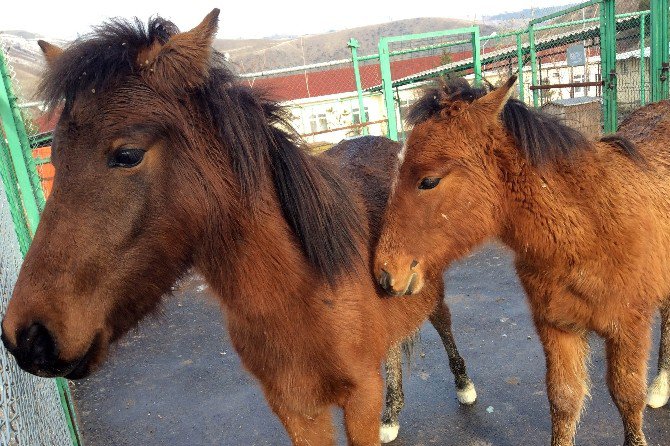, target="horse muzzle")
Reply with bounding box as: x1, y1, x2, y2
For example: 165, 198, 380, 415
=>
375, 259, 424, 296
1, 321, 101, 379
